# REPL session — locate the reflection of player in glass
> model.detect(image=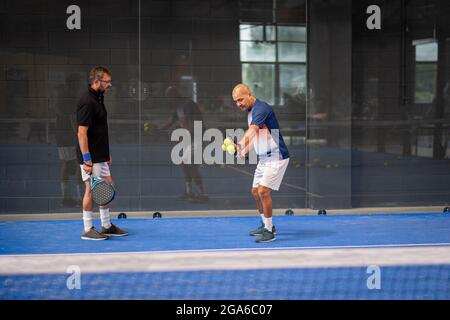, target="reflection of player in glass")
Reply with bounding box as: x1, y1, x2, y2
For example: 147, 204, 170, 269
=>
76, 66, 128, 240
54, 73, 84, 207
160, 85, 209, 203
231, 84, 290, 243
